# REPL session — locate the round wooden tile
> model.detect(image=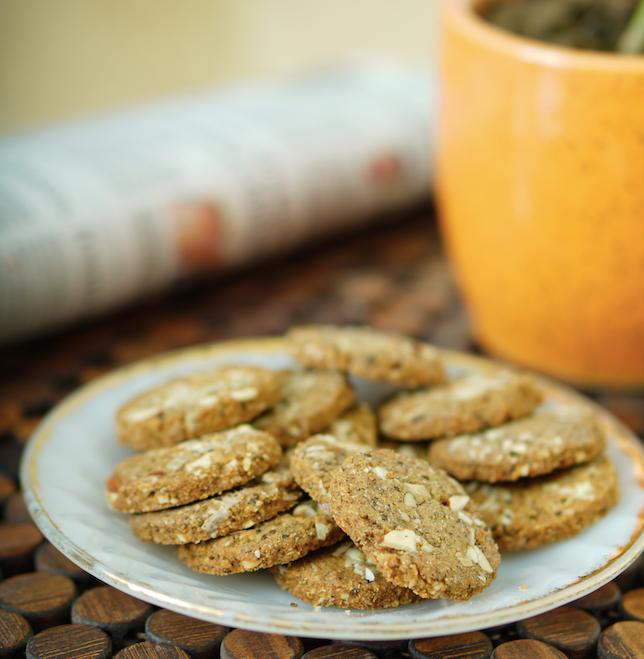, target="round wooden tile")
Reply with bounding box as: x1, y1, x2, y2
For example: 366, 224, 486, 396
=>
517, 606, 600, 659
113, 641, 191, 658
303, 646, 377, 658
0, 572, 75, 633
410, 631, 493, 658
332, 639, 406, 659
72, 586, 153, 644
622, 587, 644, 623
598, 620, 644, 659
145, 609, 227, 659
0, 474, 16, 508
0, 608, 32, 657
572, 583, 621, 616
26, 623, 111, 659
0, 522, 43, 576
3, 492, 32, 524
492, 639, 568, 658
221, 629, 304, 659
35, 542, 94, 588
